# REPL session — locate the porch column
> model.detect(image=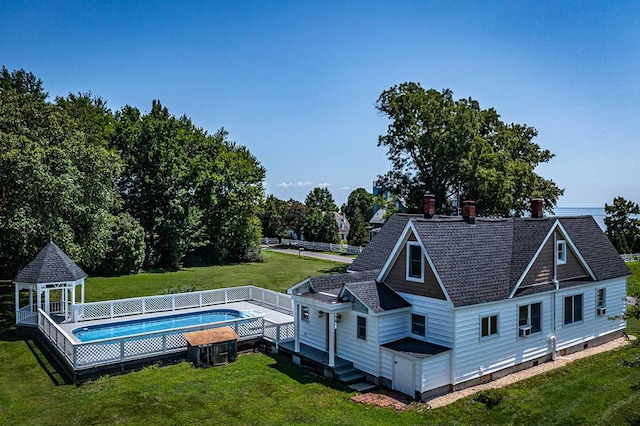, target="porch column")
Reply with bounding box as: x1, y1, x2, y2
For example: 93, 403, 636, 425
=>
328, 311, 335, 367
294, 301, 301, 352
36, 286, 42, 313
29, 288, 33, 308
71, 284, 76, 305
44, 288, 50, 315
14, 285, 20, 323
